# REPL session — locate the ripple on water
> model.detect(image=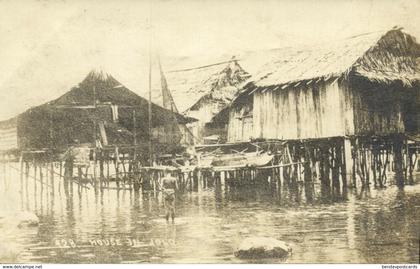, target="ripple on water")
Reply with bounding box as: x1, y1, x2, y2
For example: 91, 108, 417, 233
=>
1, 170, 420, 263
